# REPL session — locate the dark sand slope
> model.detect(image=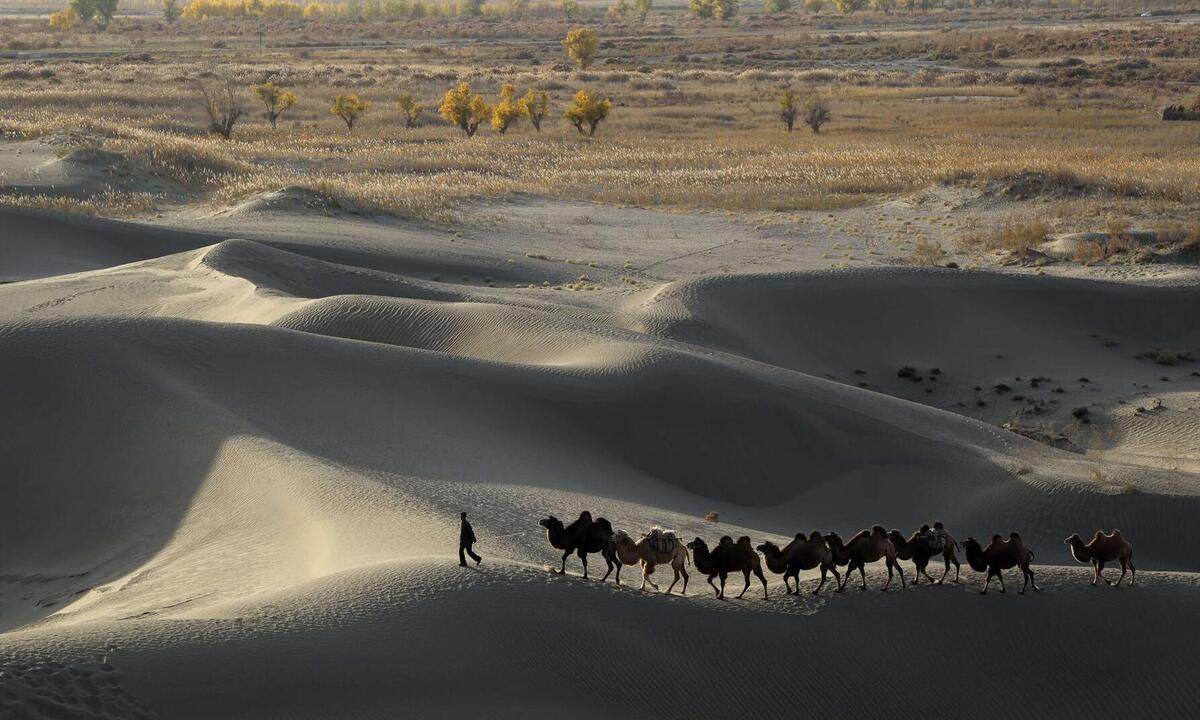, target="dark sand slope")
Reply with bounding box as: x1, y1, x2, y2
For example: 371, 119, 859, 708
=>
1, 210, 1198, 719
